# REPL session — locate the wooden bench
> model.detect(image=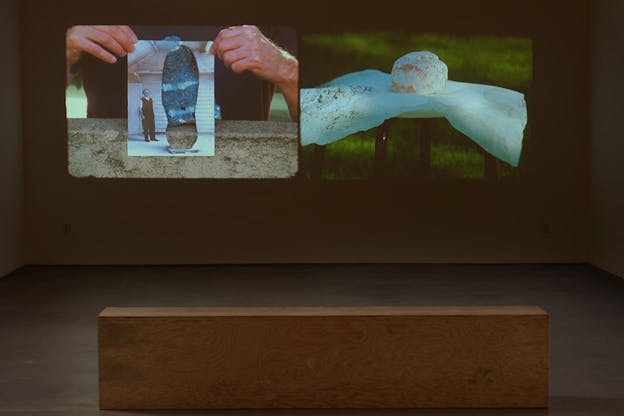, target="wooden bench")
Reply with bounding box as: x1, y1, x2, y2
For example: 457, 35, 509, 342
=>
98, 306, 548, 409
